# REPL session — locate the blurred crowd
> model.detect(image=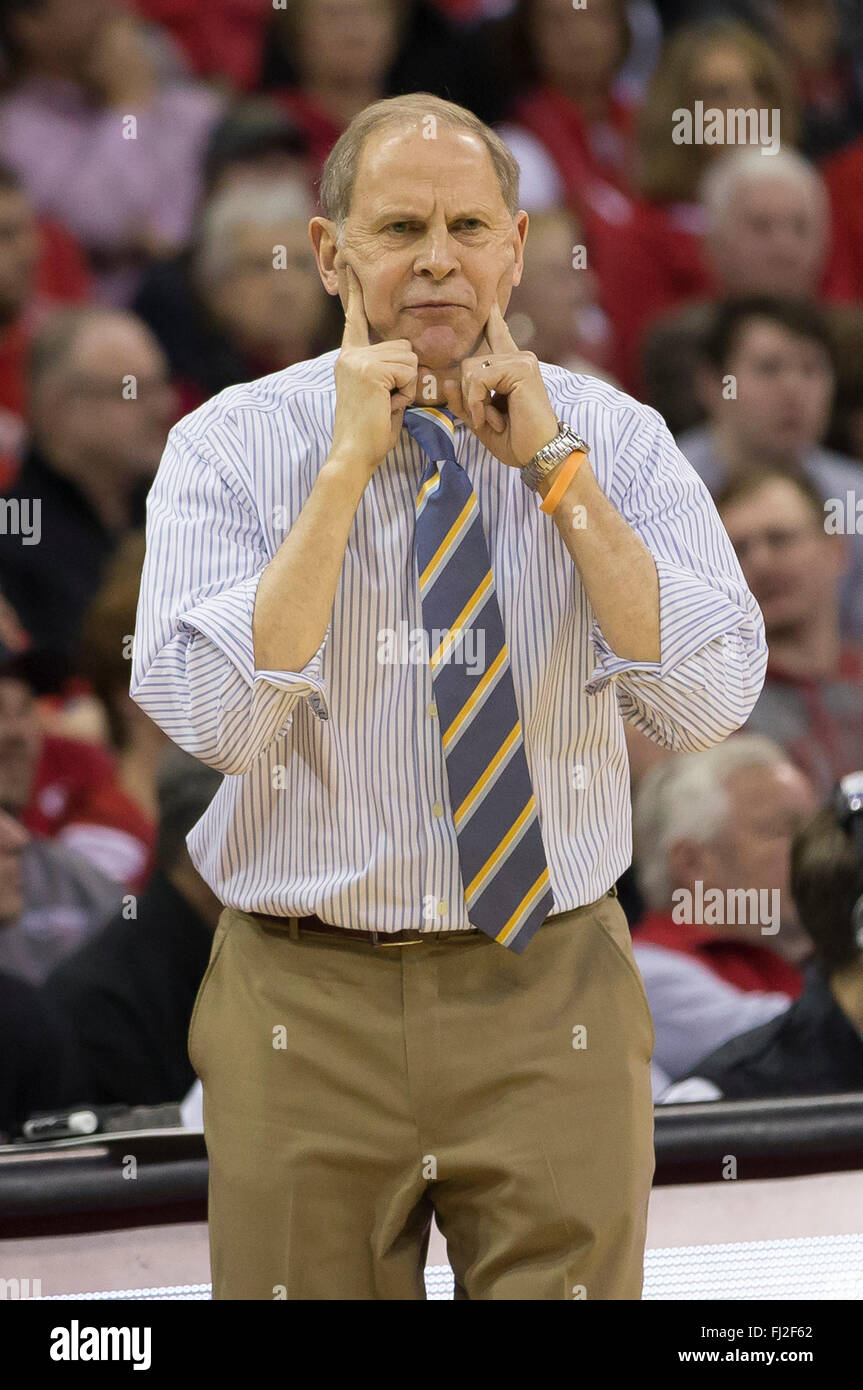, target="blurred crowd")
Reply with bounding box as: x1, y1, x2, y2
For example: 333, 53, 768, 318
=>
1, 0, 863, 1136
